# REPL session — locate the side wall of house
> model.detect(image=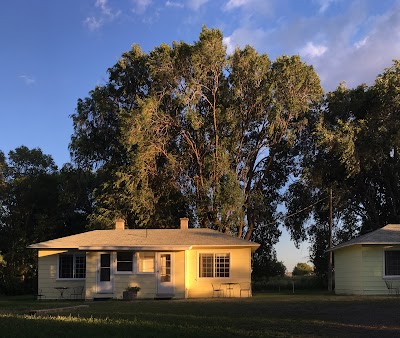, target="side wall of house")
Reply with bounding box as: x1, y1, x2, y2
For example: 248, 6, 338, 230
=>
335, 244, 400, 295
37, 250, 85, 300
334, 245, 363, 295
360, 245, 386, 295
361, 244, 400, 295
185, 247, 252, 298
